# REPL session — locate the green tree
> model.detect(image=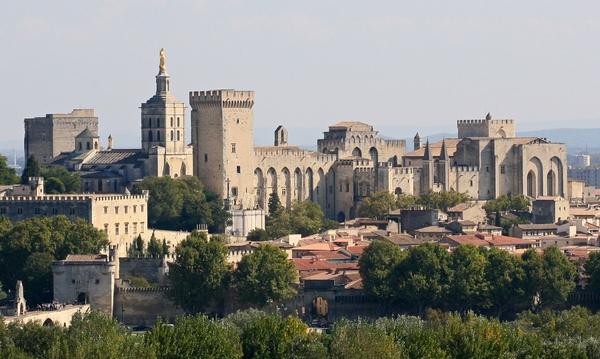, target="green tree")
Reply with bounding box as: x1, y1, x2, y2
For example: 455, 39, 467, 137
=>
482, 194, 531, 214
247, 228, 269, 241
146, 316, 243, 359
40, 166, 81, 193
265, 201, 335, 239
0, 216, 108, 305
438, 190, 472, 212
44, 177, 66, 194
147, 231, 162, 256
394, 242, 451, 316
328, 318, 401, 359
447, 244, 489, 314
20, 155, 40, 184
0, 155, 19, 185
128, 234, 144, 257
396, 193, 420, 209
268, 191, 282, 216
0, 282, 5, 300
233, 244, 297, 307
484, 247, 525, 318
522, 246, 576, 311
584, 251, 600, 294
357, 190, 397, 219
166, 231, 232, 314
161, 238, 169, 255
359, 240, 405, 314
133, 176, 231, 232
